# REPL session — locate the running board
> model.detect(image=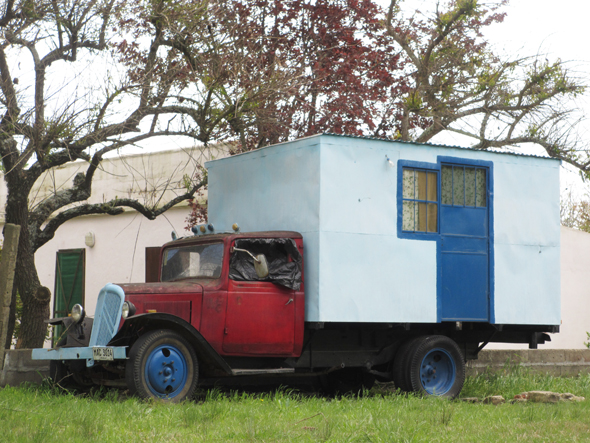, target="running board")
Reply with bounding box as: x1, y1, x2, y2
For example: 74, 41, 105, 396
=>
231, 368, 295, 376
